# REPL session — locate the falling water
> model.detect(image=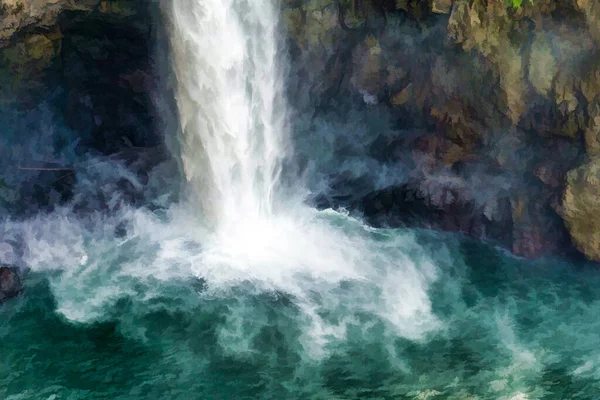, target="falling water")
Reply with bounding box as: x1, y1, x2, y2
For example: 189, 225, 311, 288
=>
170, 0, 288, 225
166, 0, 441, 354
